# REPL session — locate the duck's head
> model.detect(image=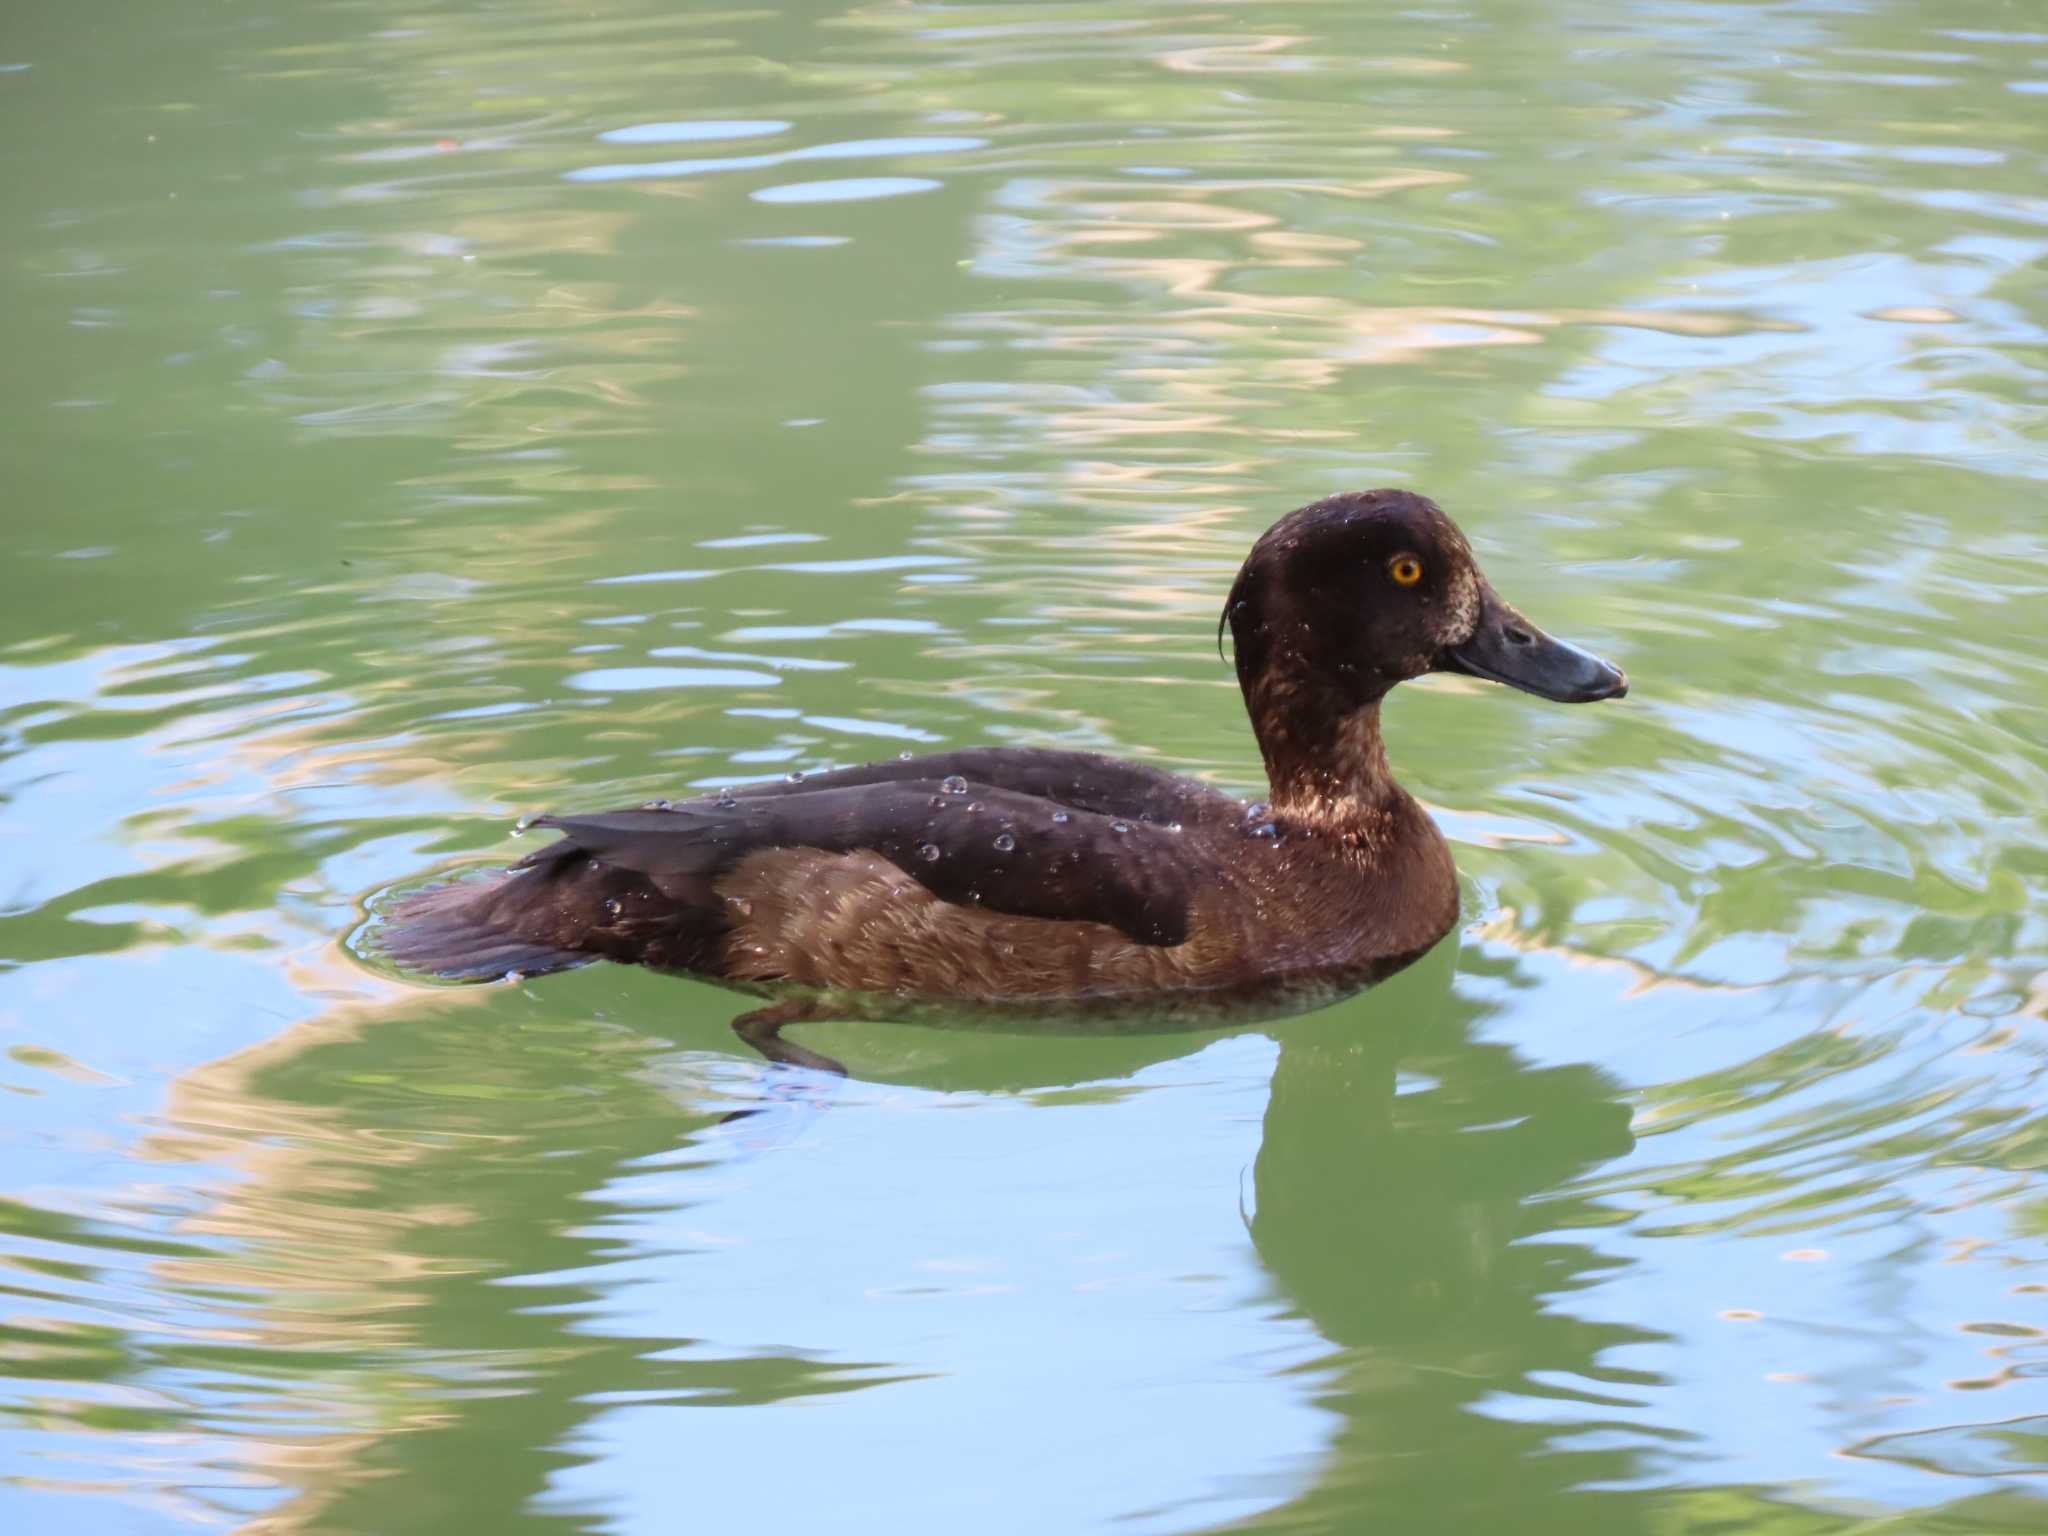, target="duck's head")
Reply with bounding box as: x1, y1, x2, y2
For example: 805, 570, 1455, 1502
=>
1223, 488, 1627, 709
